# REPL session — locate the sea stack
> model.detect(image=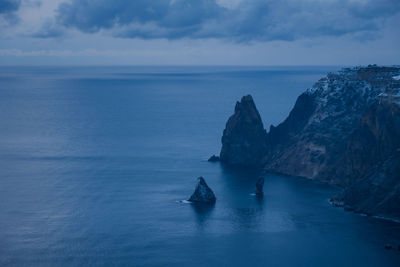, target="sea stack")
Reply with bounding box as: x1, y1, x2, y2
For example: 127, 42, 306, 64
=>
220, 95, 268, 166
188, 177, 216, 204
255, 177, 264, 196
